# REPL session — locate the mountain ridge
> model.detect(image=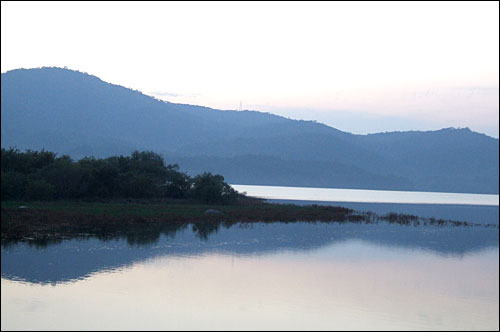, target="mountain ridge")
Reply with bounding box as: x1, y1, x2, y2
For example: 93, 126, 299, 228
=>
2, 67, 498, 194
